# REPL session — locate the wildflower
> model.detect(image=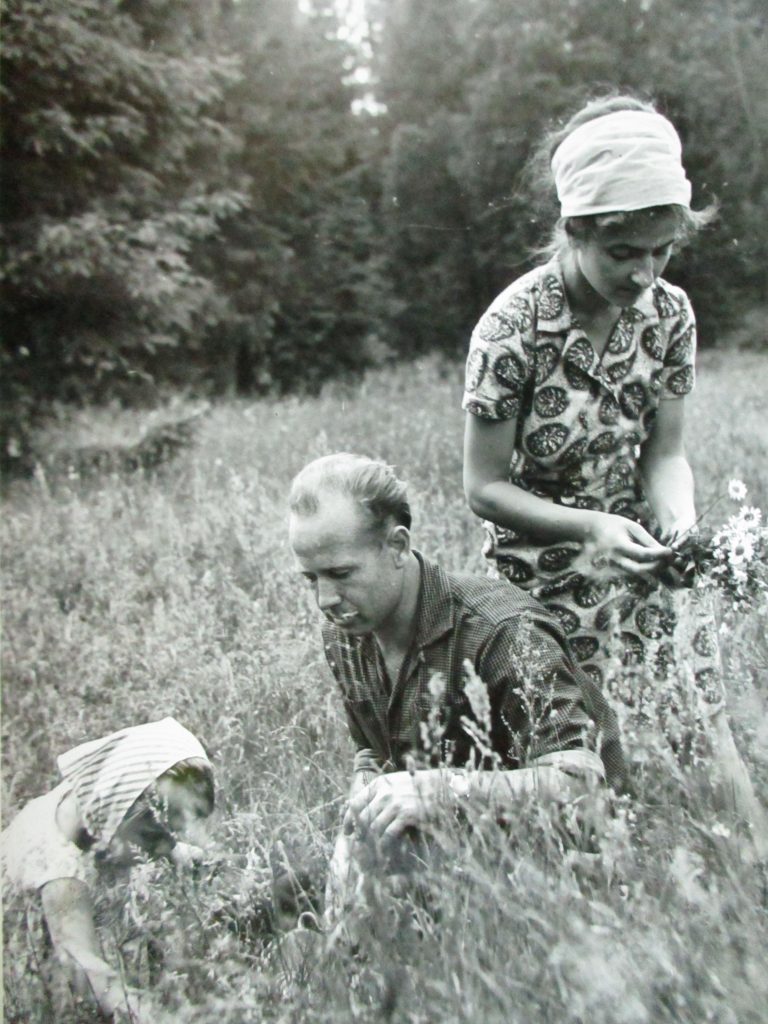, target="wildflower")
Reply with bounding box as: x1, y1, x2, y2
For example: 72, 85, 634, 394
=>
711, 822, 731, 839
661, 481, 767, 611
421, 672, 447, 757
737, 505, 762, 529
726, 537, 754, 567
721, 516, 756, 558
463, 660, 491, 731
427, 671, 446, 703
727, 478, 747, 501
460, 660, 499, 766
